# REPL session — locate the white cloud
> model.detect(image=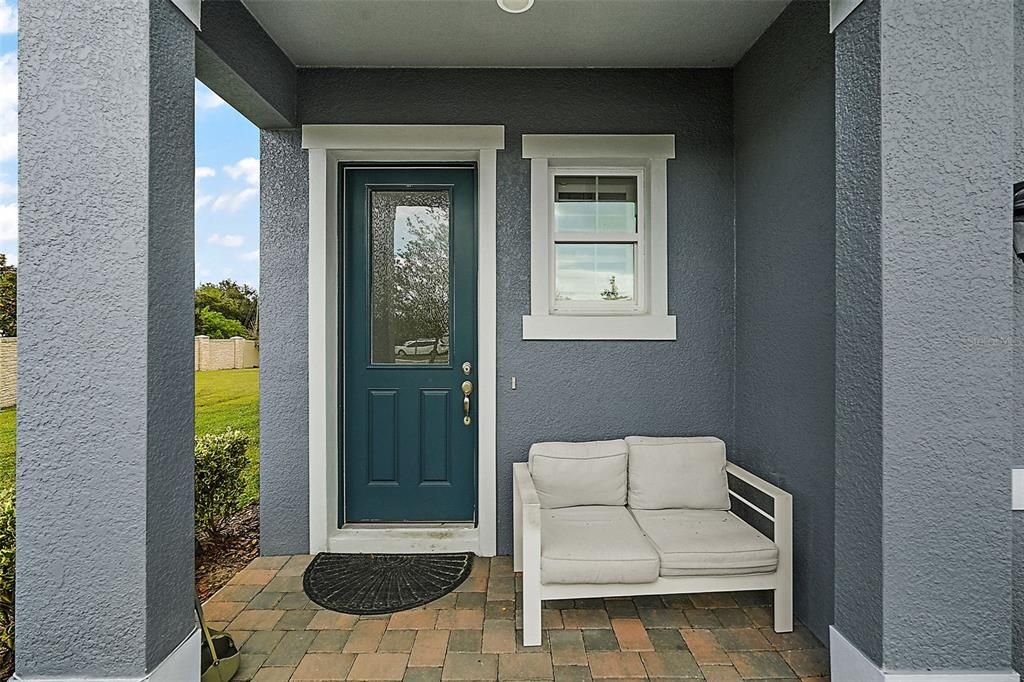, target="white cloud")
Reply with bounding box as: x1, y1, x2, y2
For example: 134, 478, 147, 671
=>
0, 179, 14, 199
195, 166, 215, 210
211, 187, 258, 213
195, 83, 226, 110
208, 157, 260, 213
239, 249, 259, 262
224, 157, 259, 187
1, 249, 15, 266
0, 52, 16, 162
0, 202, 15, 242
0, 1, 16, 34
208, 233, 245, 248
